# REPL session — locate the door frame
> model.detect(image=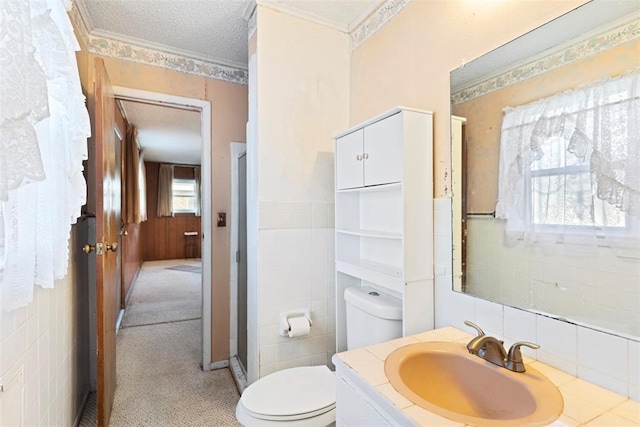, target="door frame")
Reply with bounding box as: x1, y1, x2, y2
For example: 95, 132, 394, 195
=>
229, 142, 246, 358
112, 86, 213, 370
